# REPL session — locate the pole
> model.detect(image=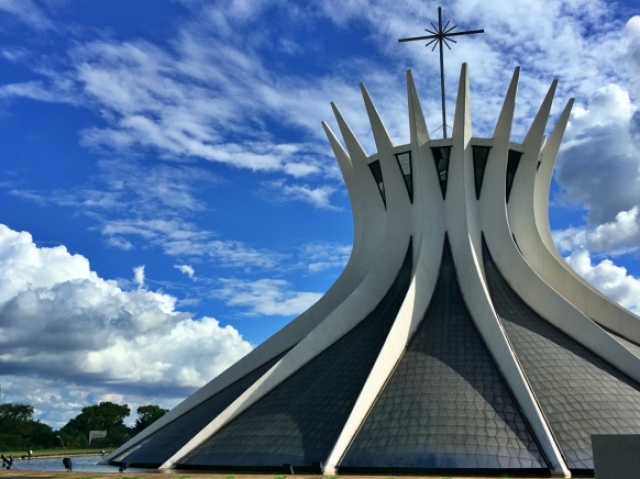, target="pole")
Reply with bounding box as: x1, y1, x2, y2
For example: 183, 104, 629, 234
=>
438, 7, 447, 139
